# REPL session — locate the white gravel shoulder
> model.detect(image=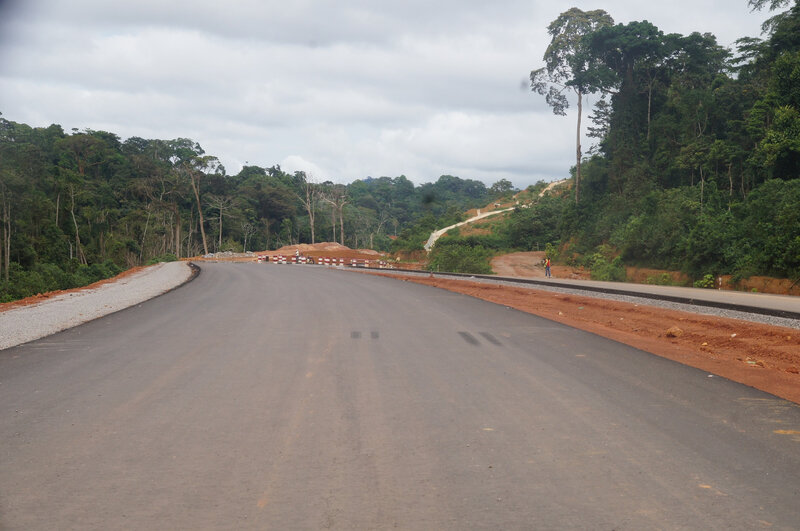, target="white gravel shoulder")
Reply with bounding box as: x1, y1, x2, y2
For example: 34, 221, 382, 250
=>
0, 261, 195, 351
